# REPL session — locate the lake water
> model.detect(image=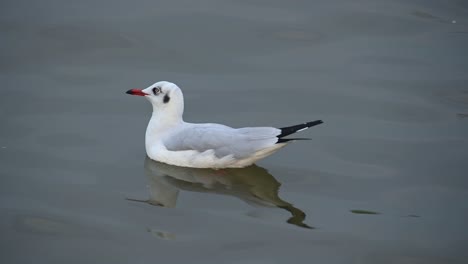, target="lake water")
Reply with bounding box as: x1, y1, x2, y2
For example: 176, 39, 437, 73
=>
1, 0, 468, 263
